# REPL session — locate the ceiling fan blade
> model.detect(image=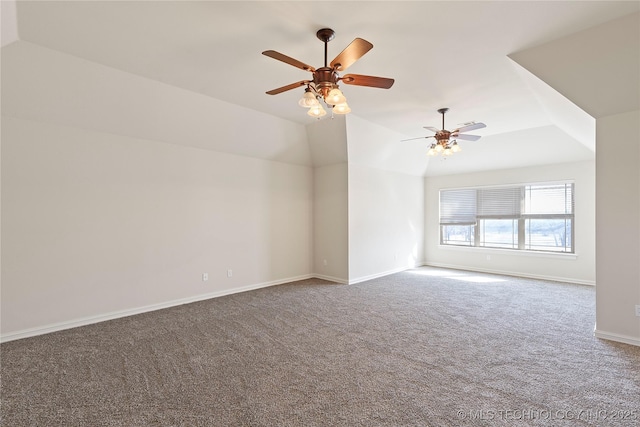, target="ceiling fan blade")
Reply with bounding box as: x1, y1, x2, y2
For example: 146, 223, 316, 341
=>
454, 122, 486, 133
266, 81, 310, 95
454, 134, 482, 141
341, 74, 395, 89
262, 50, 316, 72
423, 126, 440, 133
330, 38, 373, 71
401, 136, 435, 142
